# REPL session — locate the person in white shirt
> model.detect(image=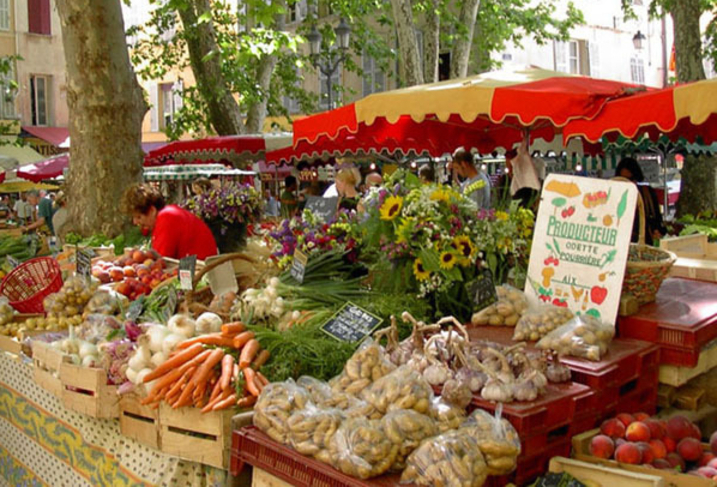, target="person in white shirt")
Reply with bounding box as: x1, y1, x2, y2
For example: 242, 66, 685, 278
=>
13, 193, 32, 224
508, 135, 542, 208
